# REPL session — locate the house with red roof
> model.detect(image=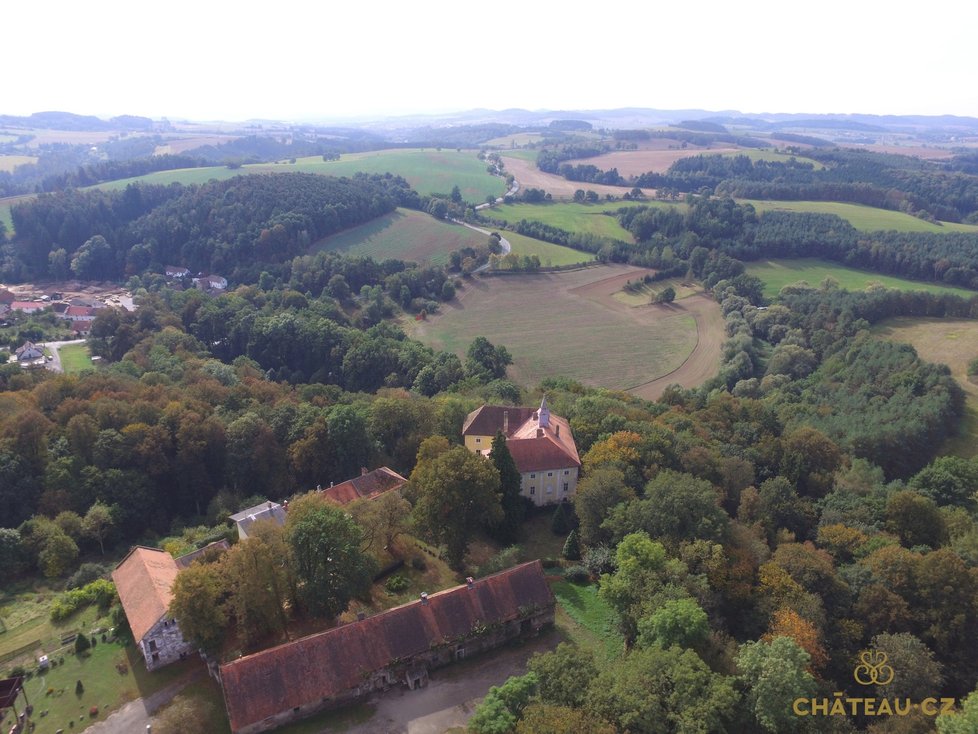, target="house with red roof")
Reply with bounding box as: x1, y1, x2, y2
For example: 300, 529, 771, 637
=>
8, 301, 46, 315
463, 397, 581, 506
218, 561, 554, 734
320, 466, 407, 505
112, 547, 196, 670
